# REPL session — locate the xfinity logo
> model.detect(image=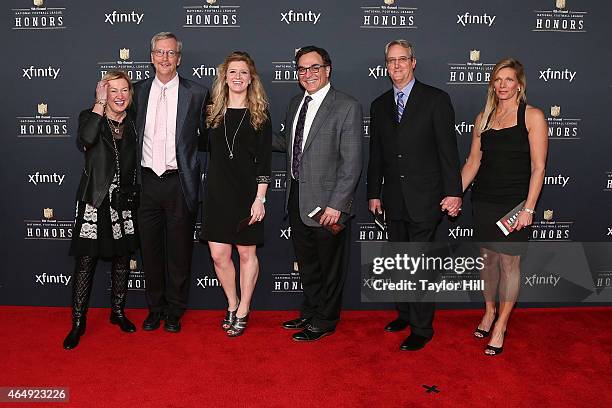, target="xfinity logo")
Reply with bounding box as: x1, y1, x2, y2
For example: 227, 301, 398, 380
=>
280, 227, 292, 240
280, 10, 321, 25
544, 174, 569, 187
525, 274, 560, 287
192, 65, 218, 79
369, 66, 388, 79
104, 10, 144, 25
36, 273, 71, 286
607, 227, 612, 236
28, 172, 65, 186
197, 276, 220, 288
539, 68, 576, 82
22, 66, 61, 80
448, 226, 473, 239
455, 121, 474, 135
456, 12, 496, 27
